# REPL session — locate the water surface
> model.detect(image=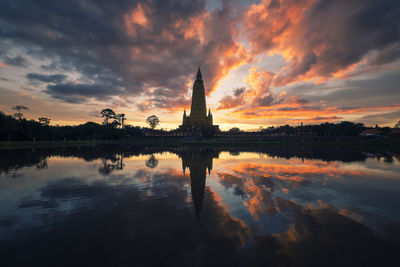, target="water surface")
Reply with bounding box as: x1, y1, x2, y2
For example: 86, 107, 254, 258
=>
1, 145, 399, 266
